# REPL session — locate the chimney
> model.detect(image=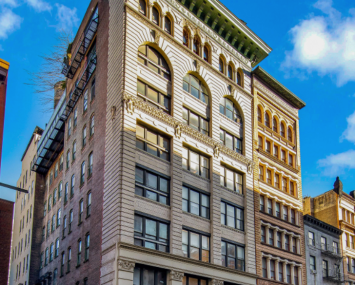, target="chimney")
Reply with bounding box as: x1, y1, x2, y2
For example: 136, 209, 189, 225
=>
350, 191, 355, 199
333, 176, 343, 195
54, 81, 65, 109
